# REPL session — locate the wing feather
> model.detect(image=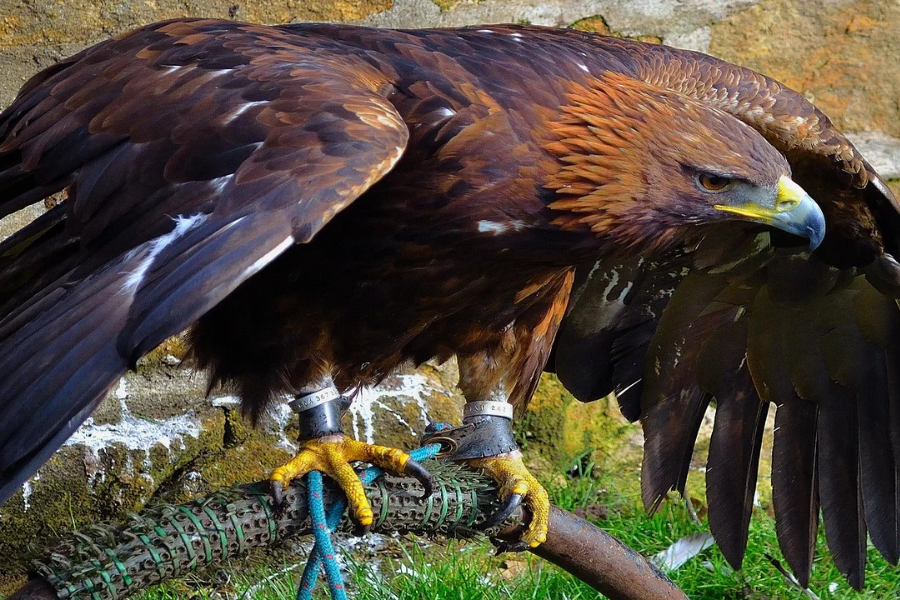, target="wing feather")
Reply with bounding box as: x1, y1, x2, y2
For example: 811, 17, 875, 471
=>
771, 395, 820, 587
552, 35, 900, 588
639, 272, 731, 512
698, 319, 768, 571
0, 20, 409, 504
